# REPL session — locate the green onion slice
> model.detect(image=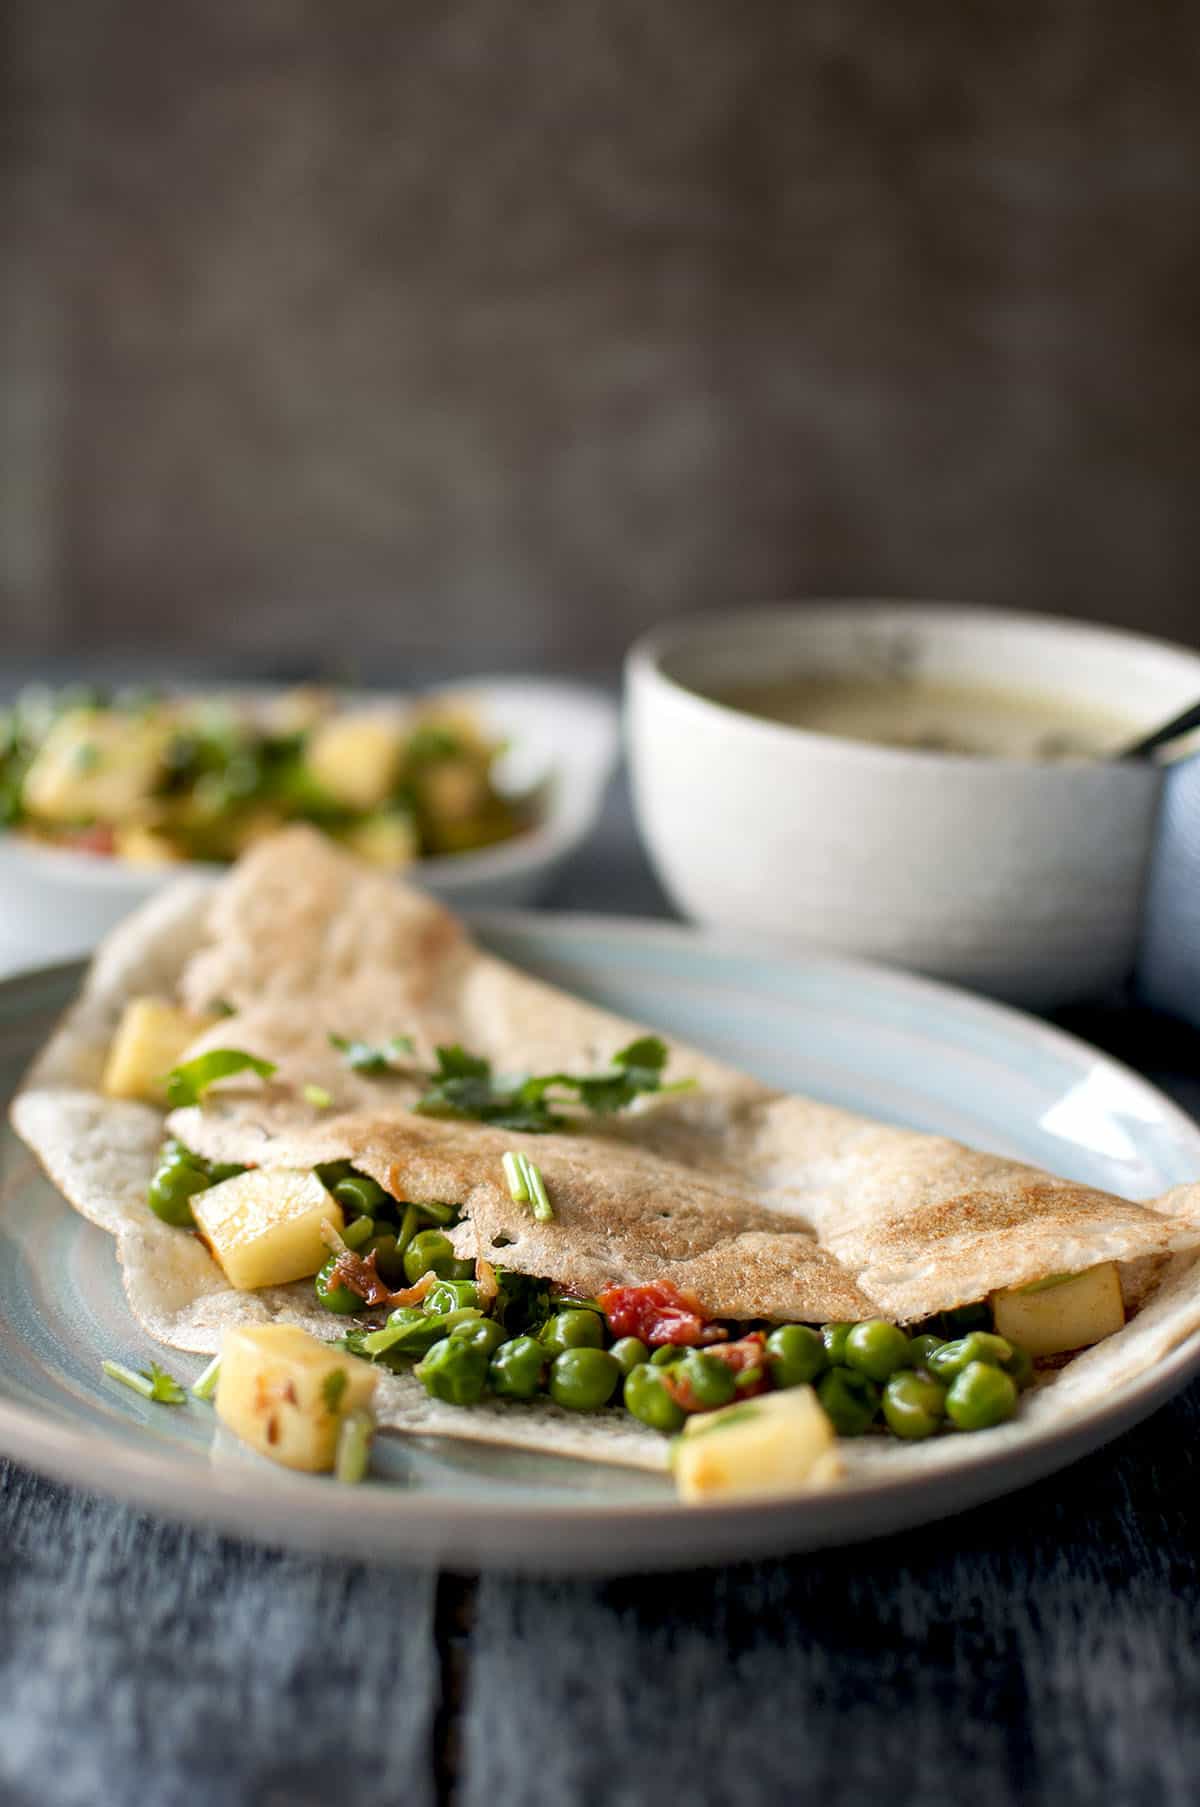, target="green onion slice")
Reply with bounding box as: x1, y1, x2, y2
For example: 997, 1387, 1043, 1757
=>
303, 1083, 333, 1109
334, 1409, 375, 1484
328, 1033, 415, 1074
191, 1355, 222, 1401
502, 1150, 553, 1222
